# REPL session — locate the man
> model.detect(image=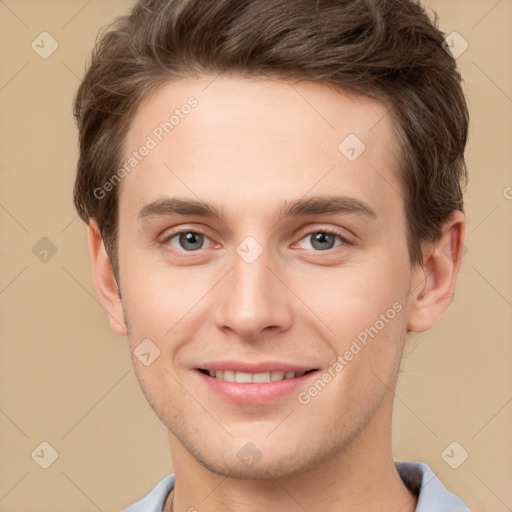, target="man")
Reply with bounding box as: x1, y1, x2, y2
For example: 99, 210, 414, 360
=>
73, 0, 471, 510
